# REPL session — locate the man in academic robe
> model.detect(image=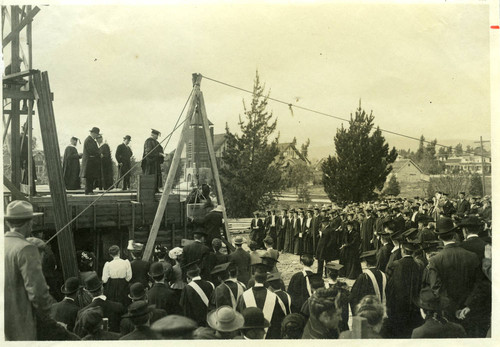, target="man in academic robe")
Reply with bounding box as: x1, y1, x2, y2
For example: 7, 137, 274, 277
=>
237, 270, 286, 339
141, 128, 165, 191
339, 220, 362, 280
115, 135, 133, 190
293, 210, 304, 255
266, 210, 278, 248
63, 137, 82, 190
349, 250, 387, 314
384, 221, 404, 278
276, 209, 288, 252
360, 208, 375, 252
96, 135, 113, 190
311, 207, 321, 254
385, 242, 424, 338
266, 272, 292, 315
287, 253, 314, 313
180, 264, 215, 327
284, 210, 295, 253
316, 216, 339, 276
250, 212, 265, 249
209, 262, 246, 309
80, 127, 101, 195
